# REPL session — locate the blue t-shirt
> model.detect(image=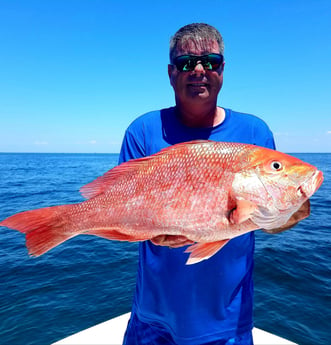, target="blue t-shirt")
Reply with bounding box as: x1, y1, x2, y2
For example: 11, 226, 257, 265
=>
119, 107, 275, 344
